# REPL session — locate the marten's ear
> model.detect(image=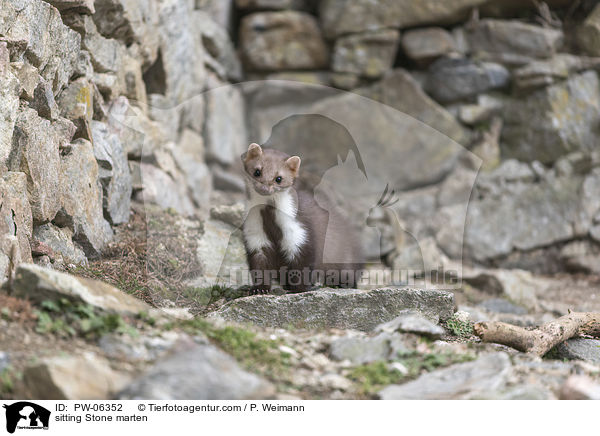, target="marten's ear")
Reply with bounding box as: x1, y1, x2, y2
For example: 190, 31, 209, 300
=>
242, 143, 262, 161
285, 156, 301, 175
